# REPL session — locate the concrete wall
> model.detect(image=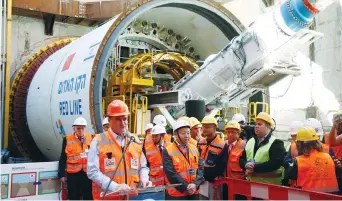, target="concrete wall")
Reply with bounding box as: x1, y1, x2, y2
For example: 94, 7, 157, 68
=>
10, 15, 93, 76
